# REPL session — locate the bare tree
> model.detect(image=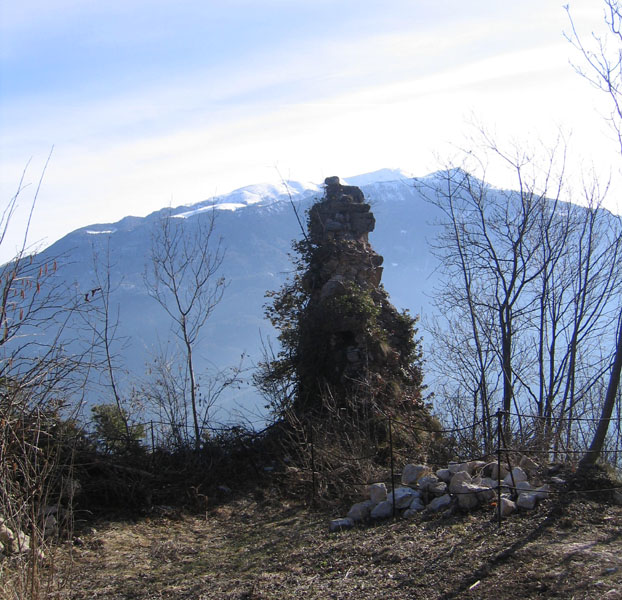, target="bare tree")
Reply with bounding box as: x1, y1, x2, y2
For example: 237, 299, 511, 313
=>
0, 158, 96, 597
79, 238, 138, 448
422, 132, 622, 455
566, 0, 622, 467
145, 210, 226, 450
